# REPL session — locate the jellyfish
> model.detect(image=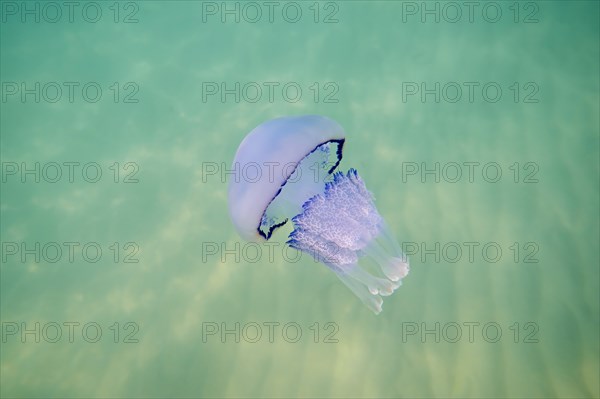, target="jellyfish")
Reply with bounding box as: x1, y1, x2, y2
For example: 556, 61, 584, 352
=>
227, 115, 409, 314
